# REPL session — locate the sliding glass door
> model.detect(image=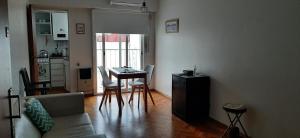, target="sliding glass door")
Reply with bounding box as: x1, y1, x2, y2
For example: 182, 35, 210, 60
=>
96, 33, 143, 93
